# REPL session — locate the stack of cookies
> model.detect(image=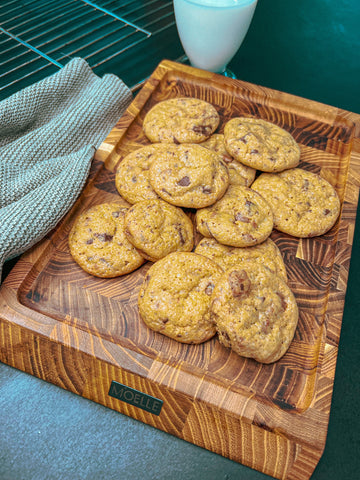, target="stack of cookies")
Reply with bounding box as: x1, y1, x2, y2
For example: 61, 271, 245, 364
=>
68, 97, 341, 364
